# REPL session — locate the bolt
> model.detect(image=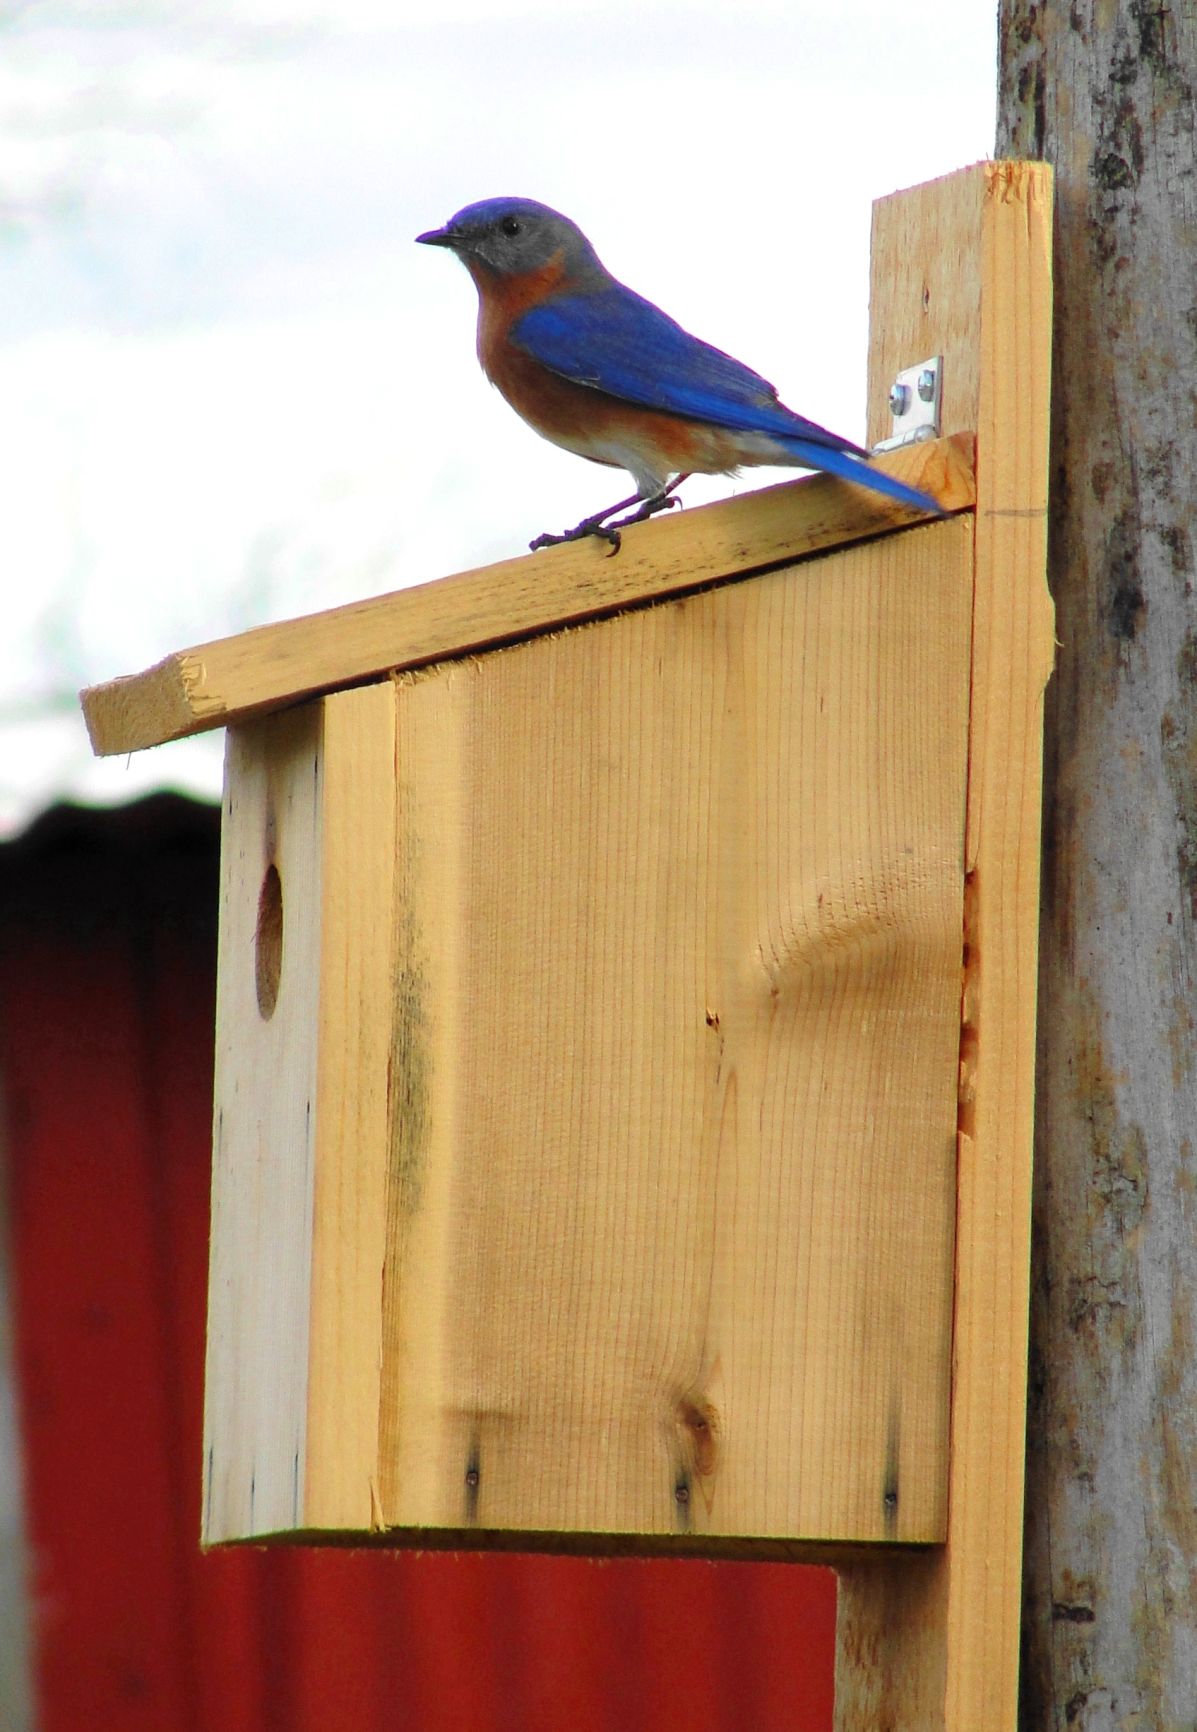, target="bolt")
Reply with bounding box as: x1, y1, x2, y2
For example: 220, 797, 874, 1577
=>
917, 366, 937, 402
889, 381, 911, 417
